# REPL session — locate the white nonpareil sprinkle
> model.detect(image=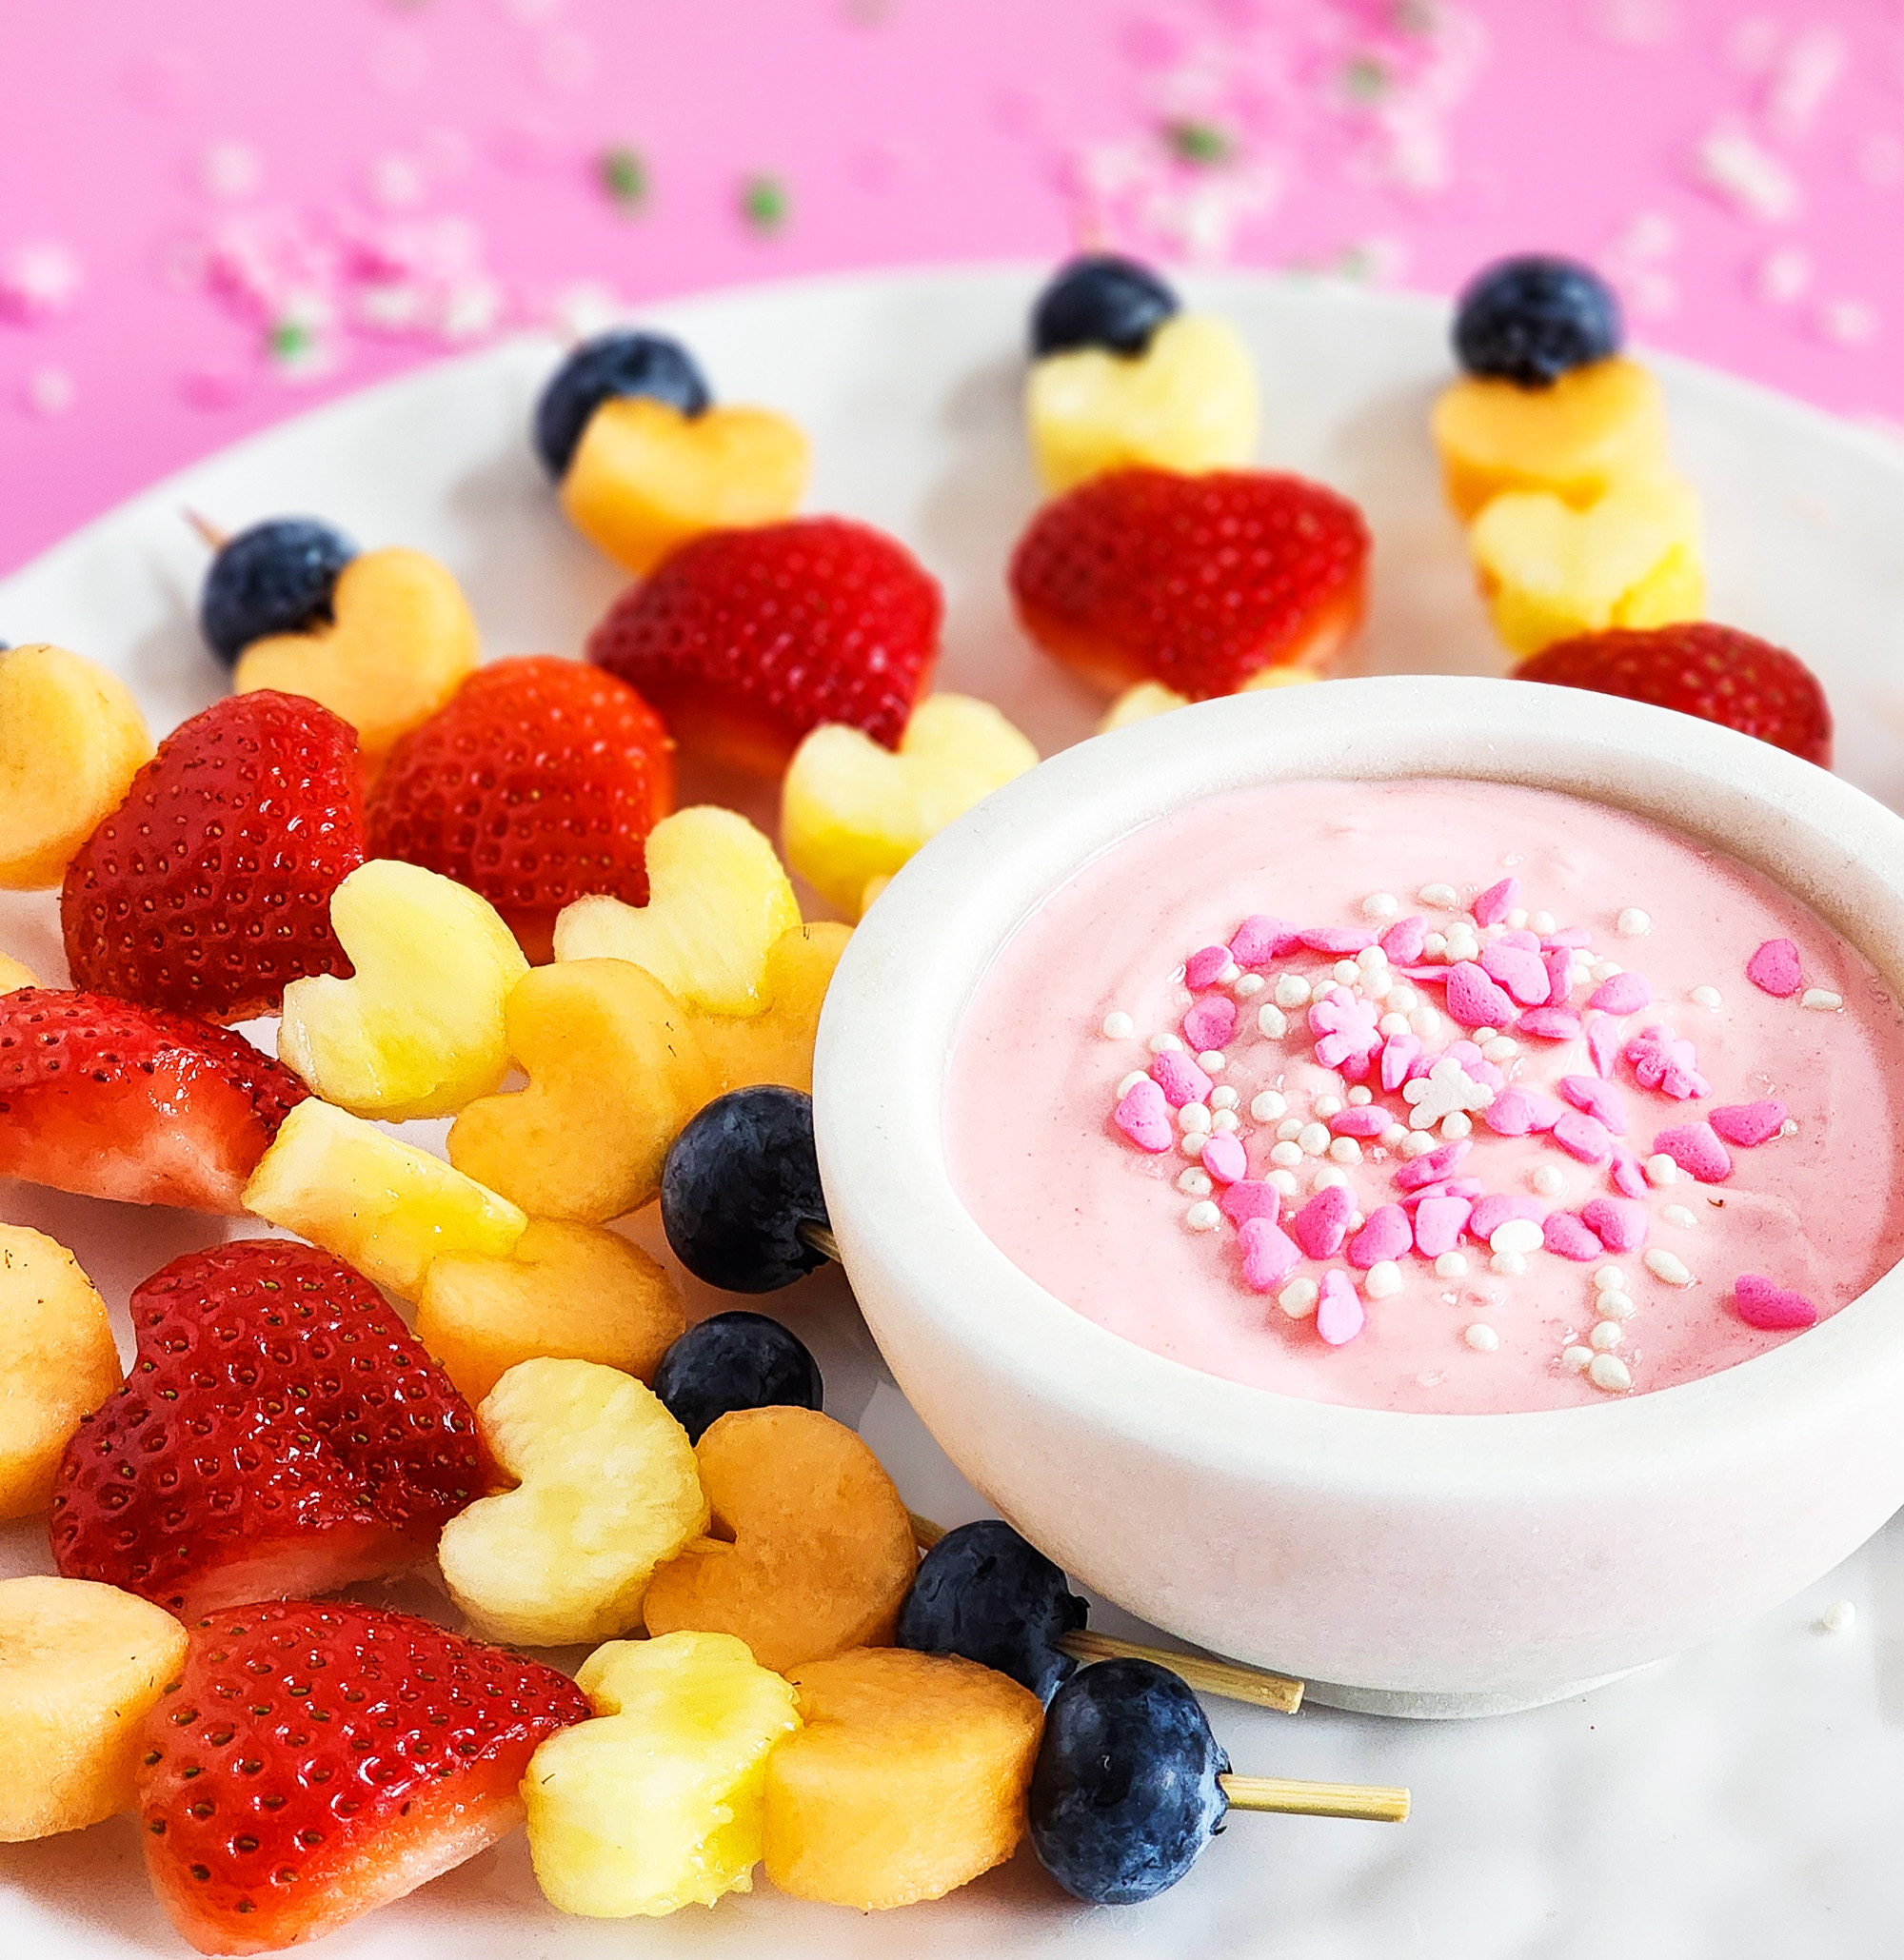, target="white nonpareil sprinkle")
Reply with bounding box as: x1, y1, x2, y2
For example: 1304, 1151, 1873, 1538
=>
1661, 1203, 1697, 1229
1531, 1165, 1567, 1198
1148, 1031, 1183, 1054
1216, 960, 1240, 984
1313, 1094, 1344, 1119
1588, 1352, 1633, 1393
1312, 1165, 1349, 1191
1588, 960, 1621, 984
1279, 1277, 1319, 1319
1361, 890, 1400, 921
1441, 1111, 1473, 1140
1819, 1599, 1857, 1634
1177, 1167, 1213, 1197
1117, 1070, 1147, 1097
1562, 1345, 1593, 1374
1594, 1265, 1629, 1294
1348, 1211, 1366, 1232
1180, 1134, 1206, 1159
1267, 1168, 1300, 1198
1398, 1131, 1438, 1160
1482, 1037, 1519, 1062
1464, 1322, 1499, 1352
1179, 1103, 1212, 1133
1491, 1218, 1544, 1257
1379, 1123, 1409, 1149
1212, 1109, 1240, 1133
1185, 1200, 1221, 1232
1491, 1249, 1528, 1277
1298, 1122, 1331, 1157
1801, 988, 1844, 1012
1646, 1248, 1695, 1286
1597, 1289, 1636, 1321
1256, 1001, 1289, 1039
1436, 1252, 1470, 1279
1234, 972, 1265, 999
1689, 985, 1722, 1010
1423, 931, 1448, 959
1616, 907, 1653, 937
1251, 1090, 1288, 1122
1471, 1027, 1497, 1045
1334, 960, 1360, 985
1378, 1011, 1411, 1038
1365, 1261, 1403, 1299
1277, 1118, 1304, 1142
1328, 1137, 1363, 1165
1408, 1004, 1442, 1039
1197, 1051, 1227, 1074
1210, 1085, 1240, 1110
1347, 1085, 1373, 1105
1506, 908, 1528, 930
1362, 968, 1393, 1002
1358, 944, 1389, 972
1644, 1153, 1679, 1186
1269, 1140, 1304, 1168
1590, 1319, 1624, 1351
1387, 984, 1418, 1014
1101, 1011, 1135, 1039
1274, 974, 1312, 1009
1780, 1118, 1799, 1138
1529, 911, 1556, 936
1418, 881, 1459, 909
